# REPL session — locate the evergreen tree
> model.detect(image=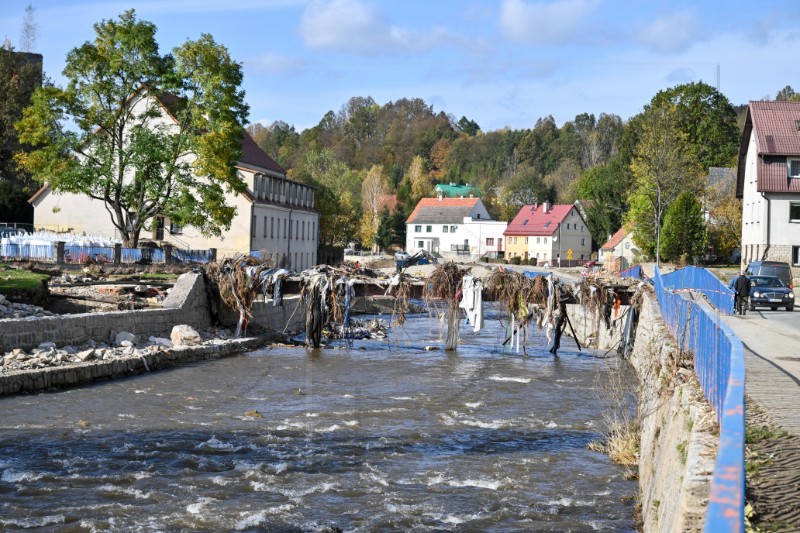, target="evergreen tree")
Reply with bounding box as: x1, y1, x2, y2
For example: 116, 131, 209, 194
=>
660, 192, 706, 264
